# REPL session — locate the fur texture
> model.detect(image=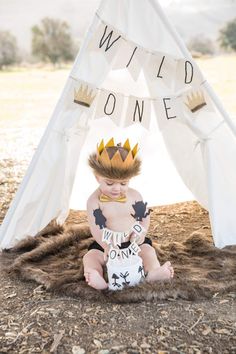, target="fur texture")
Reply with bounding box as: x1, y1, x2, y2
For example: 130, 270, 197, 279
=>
1, 219, 236, 303
88, 153, 141, 180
